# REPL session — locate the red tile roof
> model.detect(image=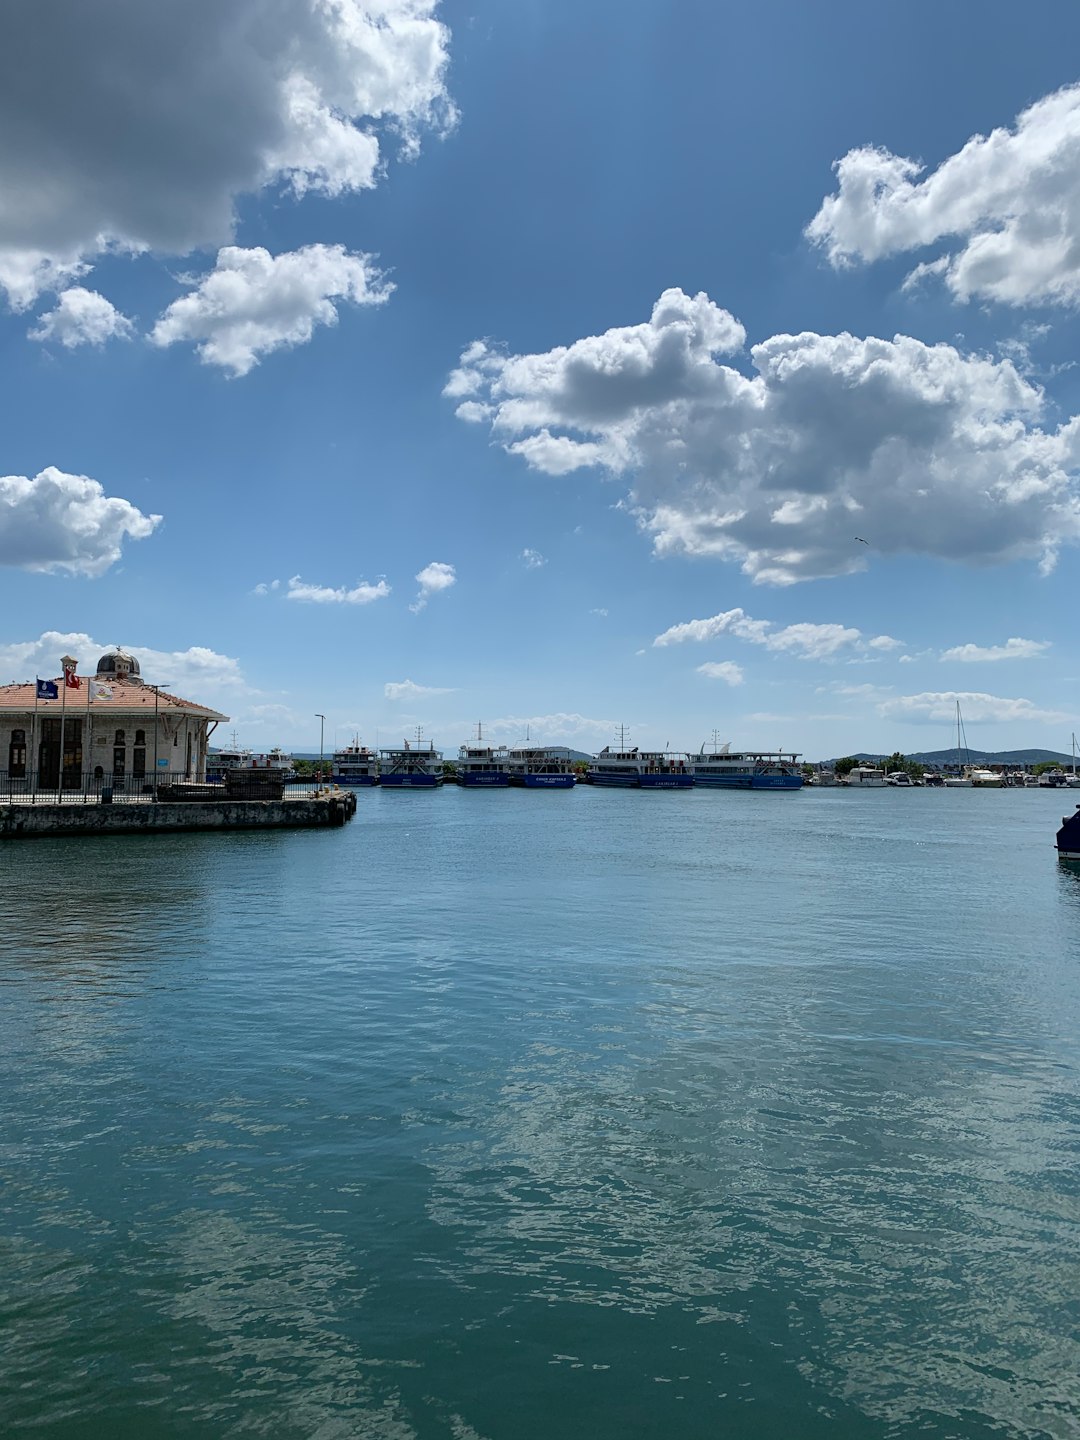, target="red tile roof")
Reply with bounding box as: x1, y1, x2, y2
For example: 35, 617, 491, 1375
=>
0, 678, 228, 721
